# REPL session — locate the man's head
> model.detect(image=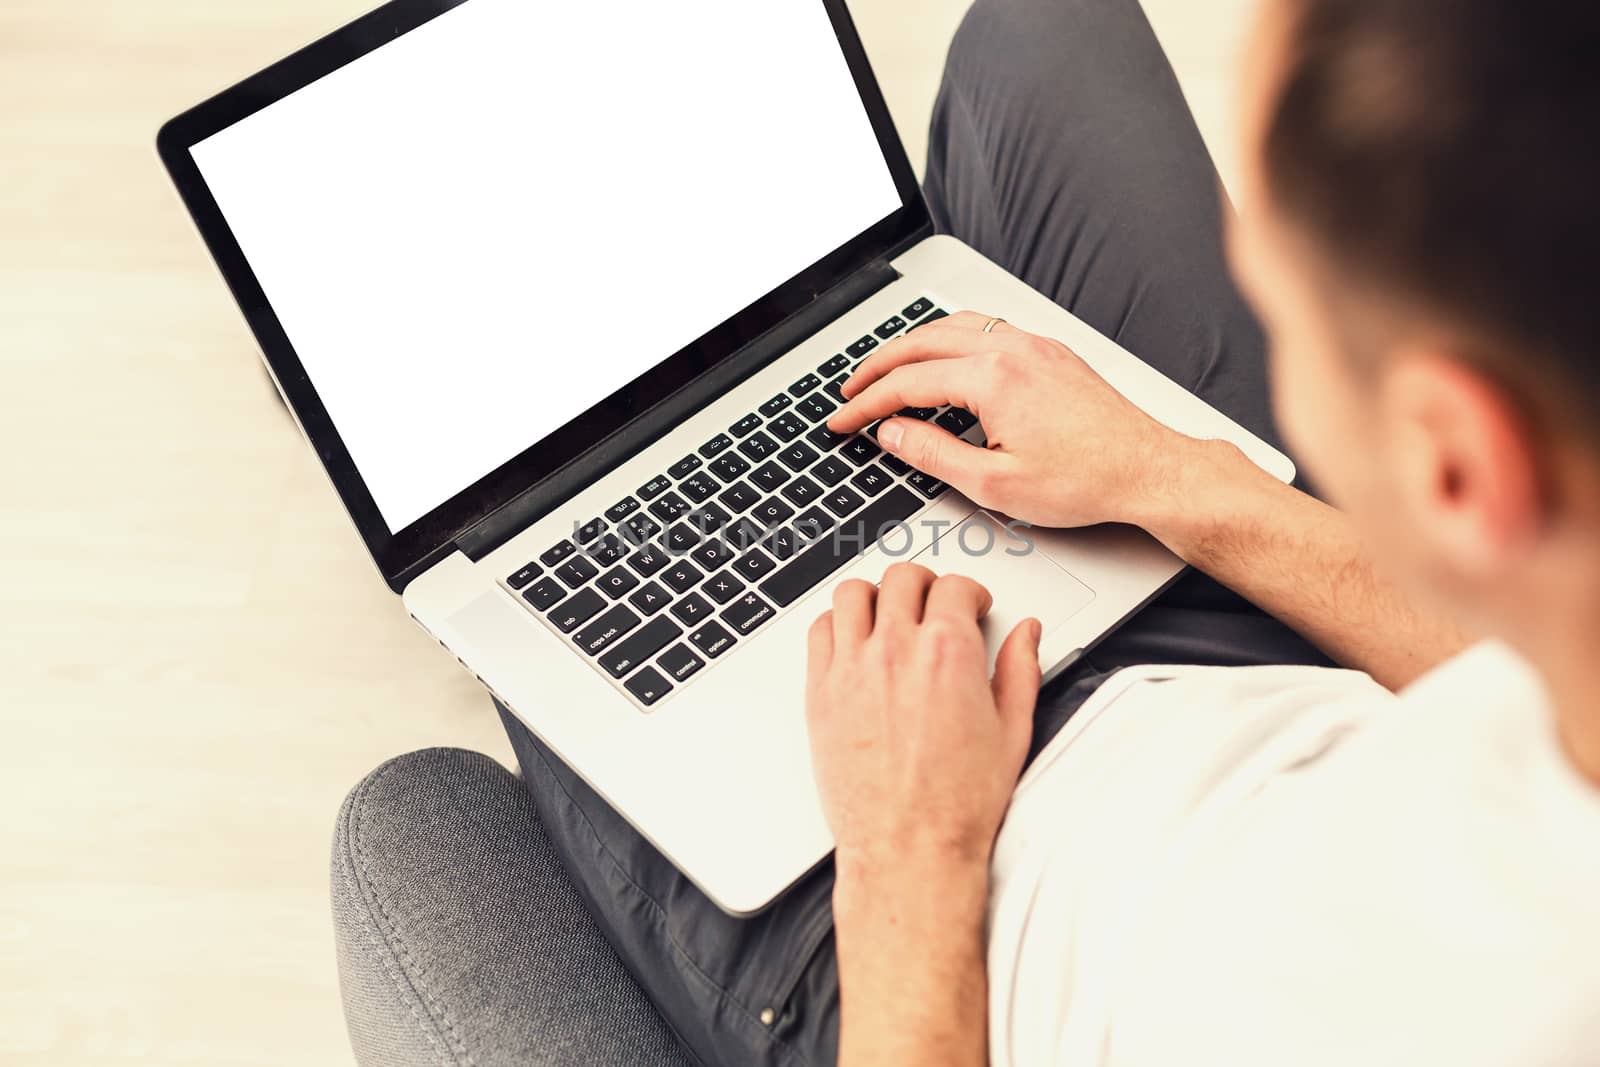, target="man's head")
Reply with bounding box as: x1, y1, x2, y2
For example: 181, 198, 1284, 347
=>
1230, 0, 1600, 637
